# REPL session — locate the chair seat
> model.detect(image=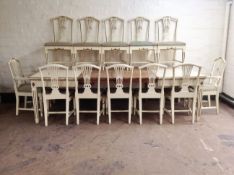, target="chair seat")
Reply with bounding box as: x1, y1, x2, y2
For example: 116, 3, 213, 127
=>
156, 41, 186, 46
102, 42, 129, 47
73, 42, 101, 47
201, 85, 217, 91
44, 42, 73, 46
18, 83, 32, 93
129, 41, 154, 46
